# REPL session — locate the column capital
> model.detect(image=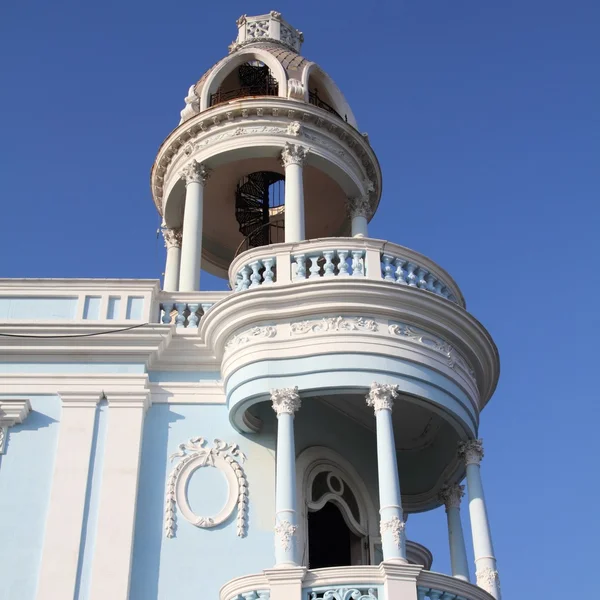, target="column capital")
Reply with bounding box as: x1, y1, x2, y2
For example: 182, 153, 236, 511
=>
271, 387, 301, 416
347, 196, 372, 219
280, 143, 309, 167
366, 382, 399, 412
162, 227, 182, 249
458, 438, 484, 466
439, 483, 465, 510
180, 159, 210, 186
